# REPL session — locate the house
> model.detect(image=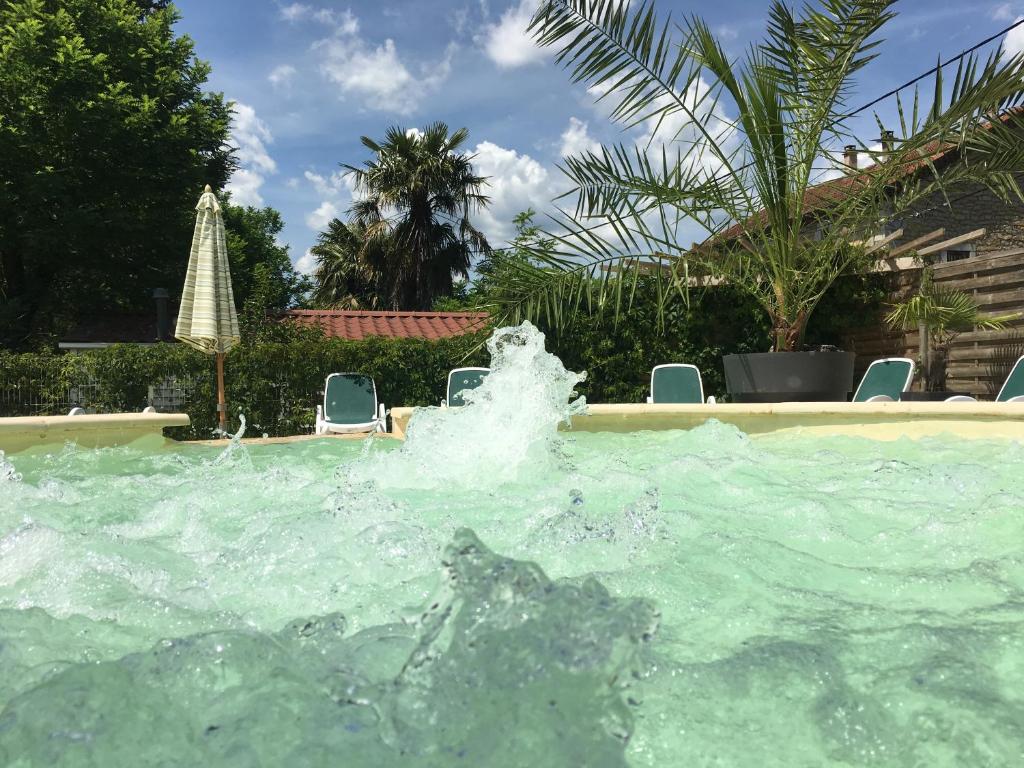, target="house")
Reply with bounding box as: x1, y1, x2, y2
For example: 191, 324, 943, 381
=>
706, 126, 1024, 396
